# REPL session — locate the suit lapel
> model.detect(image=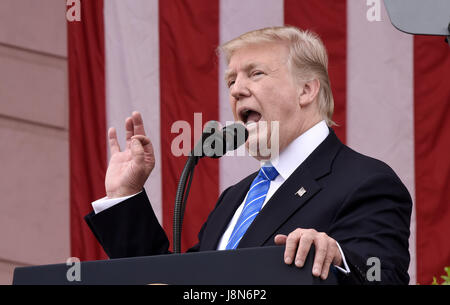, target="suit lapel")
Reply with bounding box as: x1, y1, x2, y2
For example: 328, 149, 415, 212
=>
237, 167, 321, 248
237, 129, 343, 248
